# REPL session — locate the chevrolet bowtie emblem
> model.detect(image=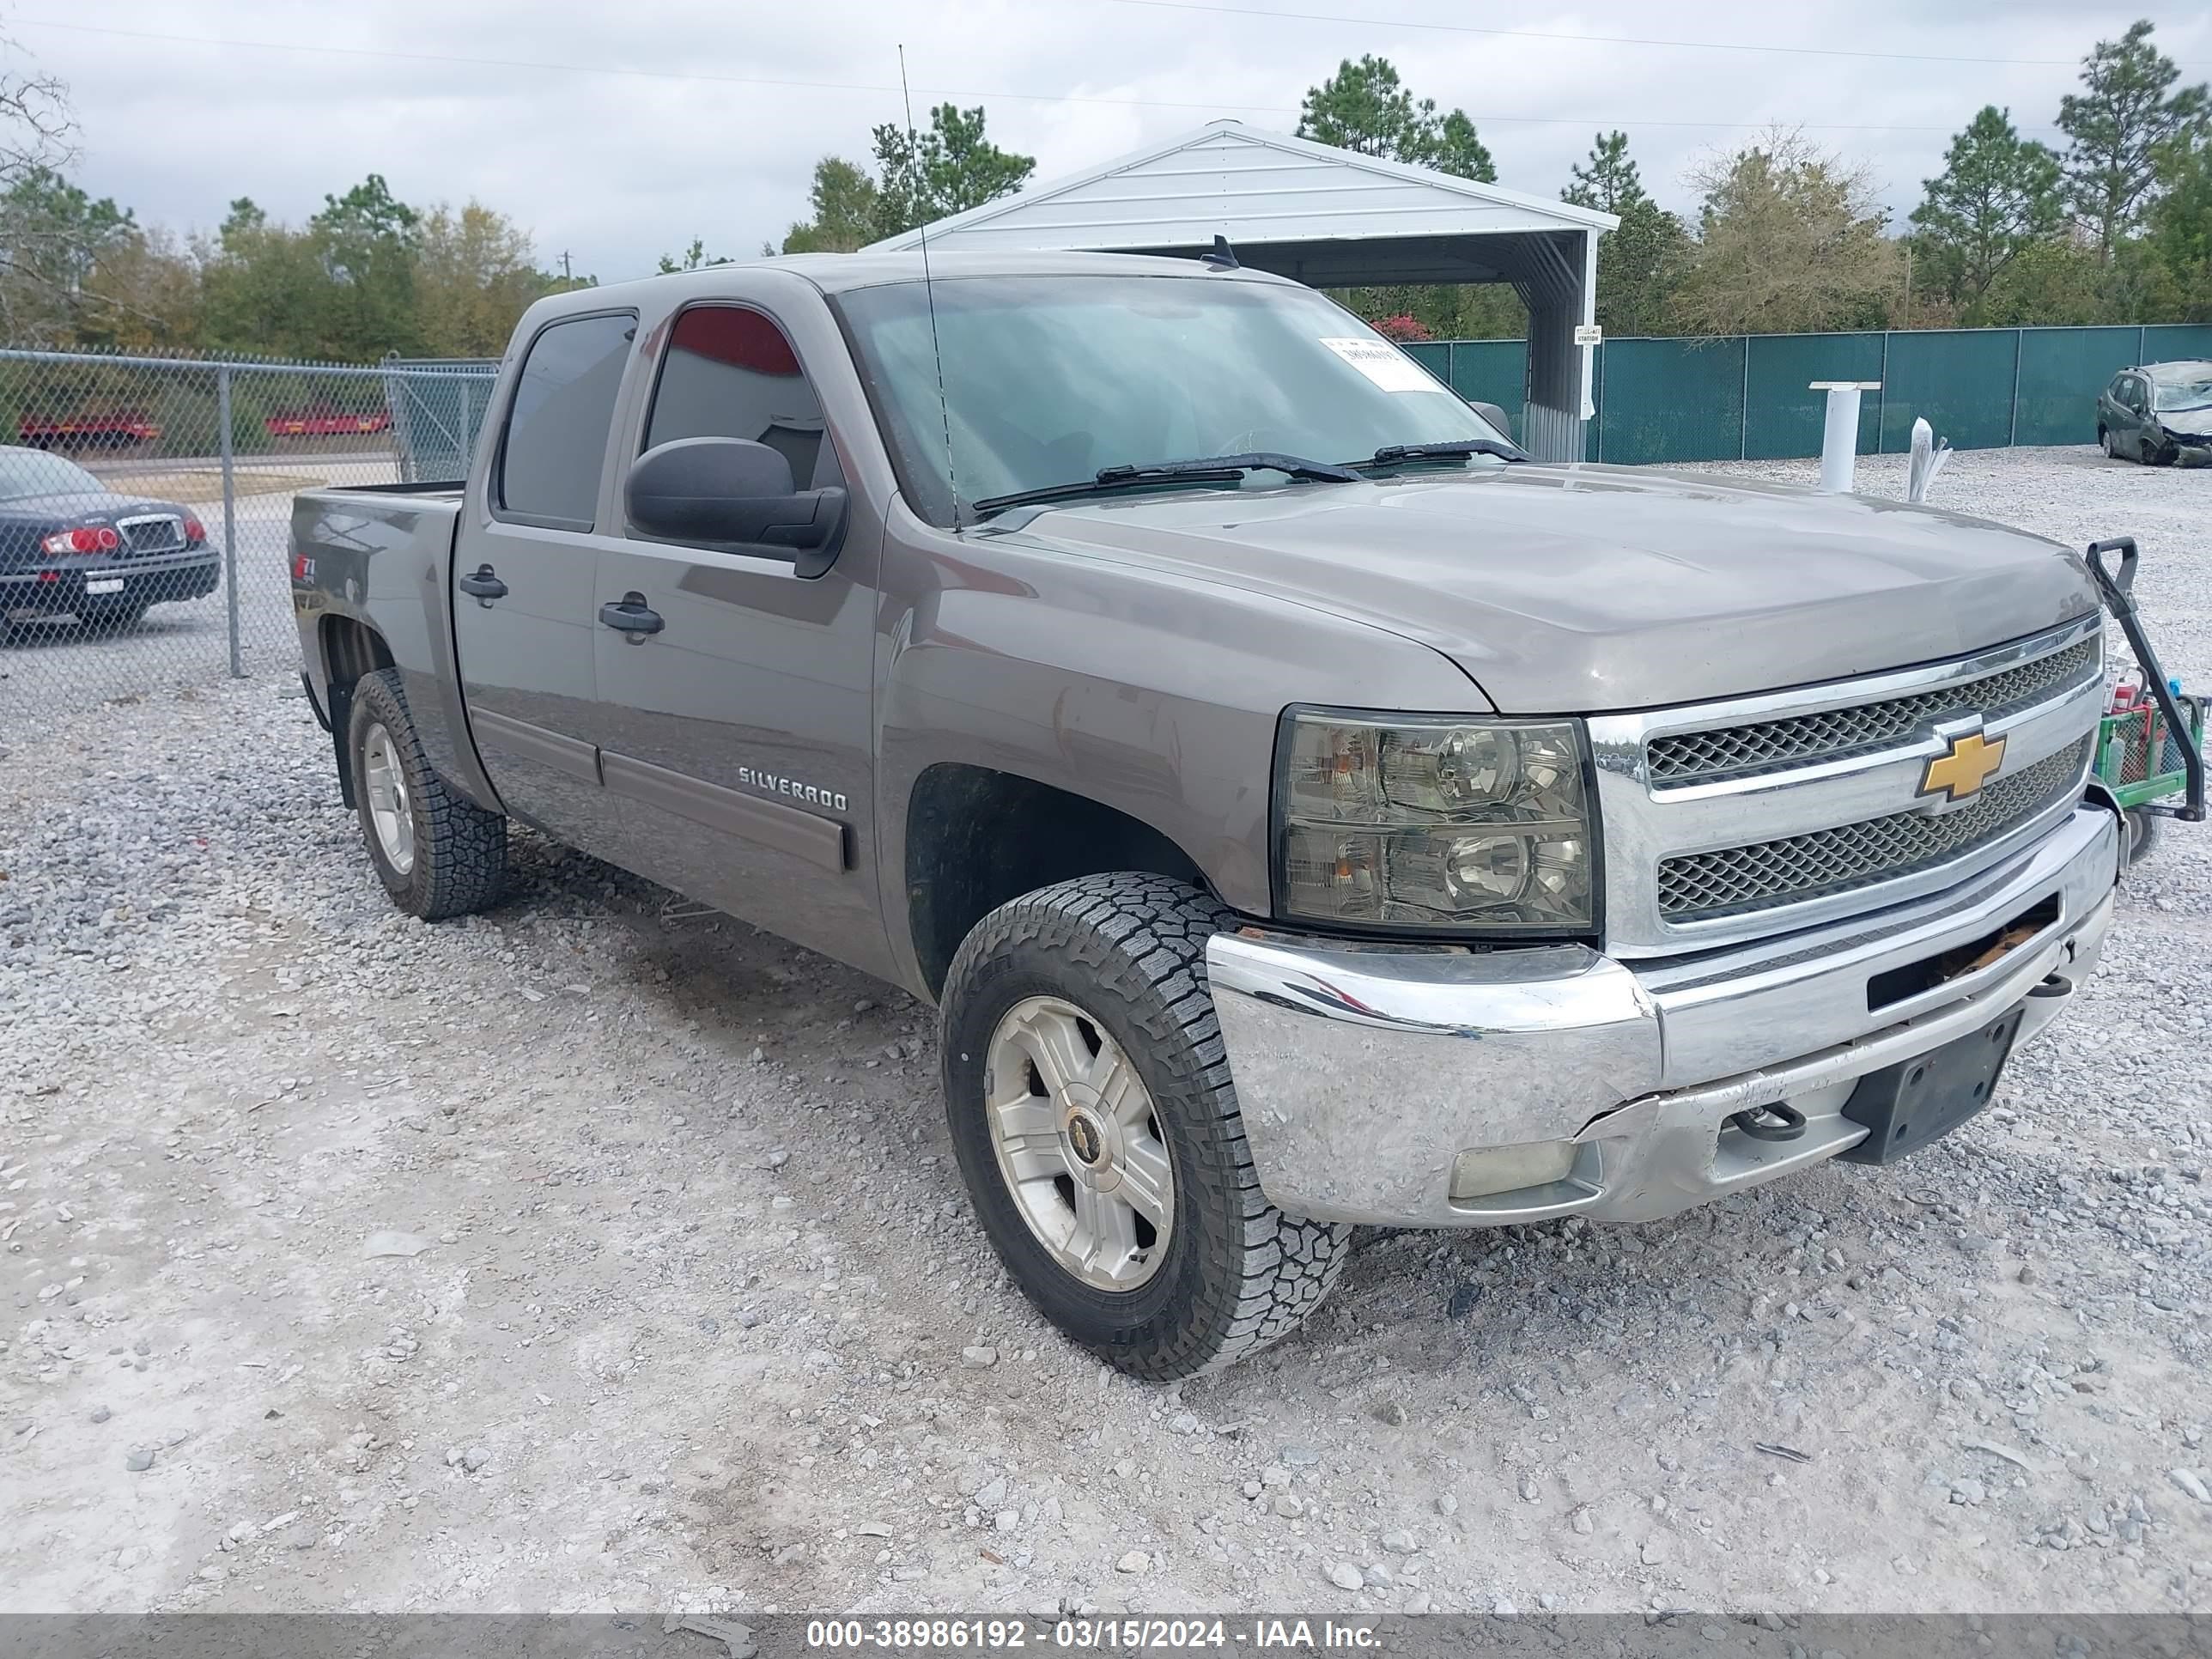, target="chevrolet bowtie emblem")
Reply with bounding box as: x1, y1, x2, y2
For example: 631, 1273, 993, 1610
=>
1919, 729, 2007, 802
